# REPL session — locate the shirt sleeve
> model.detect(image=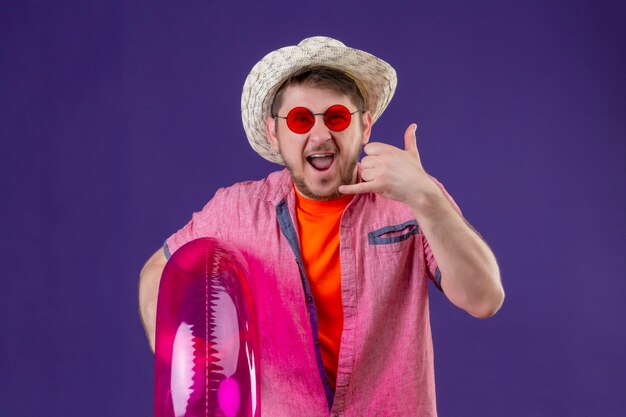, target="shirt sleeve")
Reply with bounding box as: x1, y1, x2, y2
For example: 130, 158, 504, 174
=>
422, 177, 462, 290
164, 188, 226, 259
